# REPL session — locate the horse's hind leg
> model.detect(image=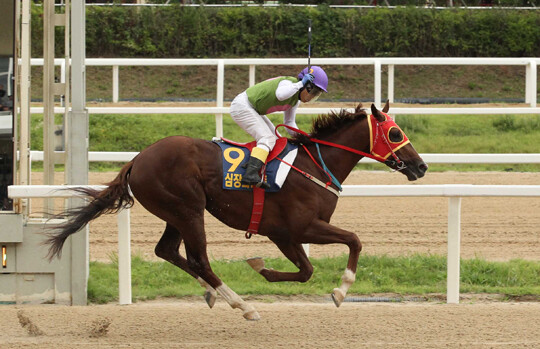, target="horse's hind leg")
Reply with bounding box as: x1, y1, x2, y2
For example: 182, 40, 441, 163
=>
154, 223, 217, 308
172, 213, 260, 321
247, 240, 314, 282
